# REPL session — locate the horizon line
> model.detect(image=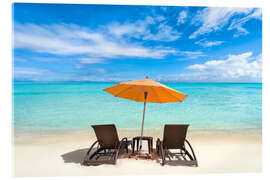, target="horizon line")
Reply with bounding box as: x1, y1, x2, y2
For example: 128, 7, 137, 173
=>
13, 80, 262, 84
